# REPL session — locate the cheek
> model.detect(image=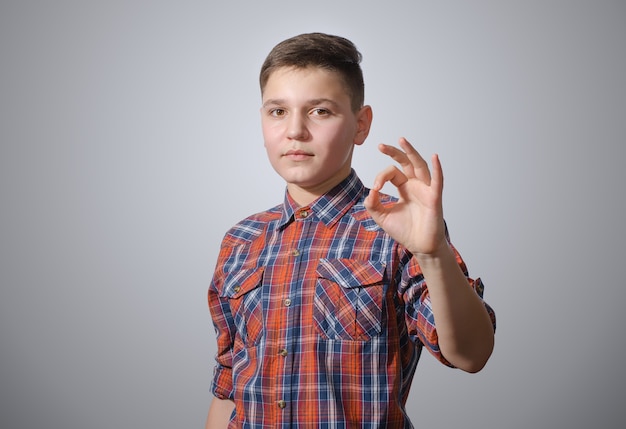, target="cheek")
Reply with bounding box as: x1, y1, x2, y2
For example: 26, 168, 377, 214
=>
262, 136, 281, 160
262, 122, 283, 143
325, 121, 356, 143
261, 127, 275, 149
